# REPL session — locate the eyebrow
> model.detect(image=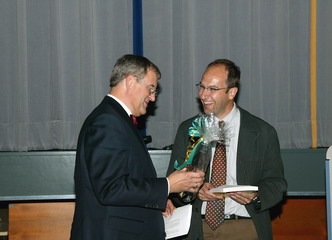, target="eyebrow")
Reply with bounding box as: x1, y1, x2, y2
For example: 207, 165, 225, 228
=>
200, 83, 224, 88
147, 83, 157, 88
